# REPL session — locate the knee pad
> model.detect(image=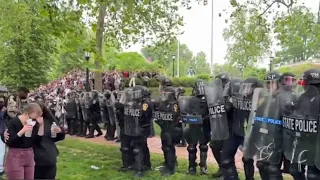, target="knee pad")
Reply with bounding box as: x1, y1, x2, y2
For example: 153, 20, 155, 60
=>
256, 161, 267, 170
268, 164, 280, 175
161, 146, 170, 153
221, 159, 233, 168
307, 166, 320, 180
187, 144, 197, 153
242, 157, 254, 164
199, 144, 208, 152
133, 148, 140, 155
120, 147, 130, 153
